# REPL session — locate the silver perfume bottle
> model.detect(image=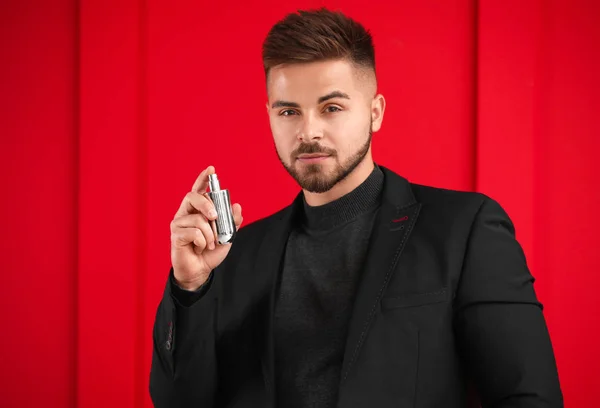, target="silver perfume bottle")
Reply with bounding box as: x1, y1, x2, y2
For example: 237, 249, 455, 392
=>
206, 173, 236, 245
